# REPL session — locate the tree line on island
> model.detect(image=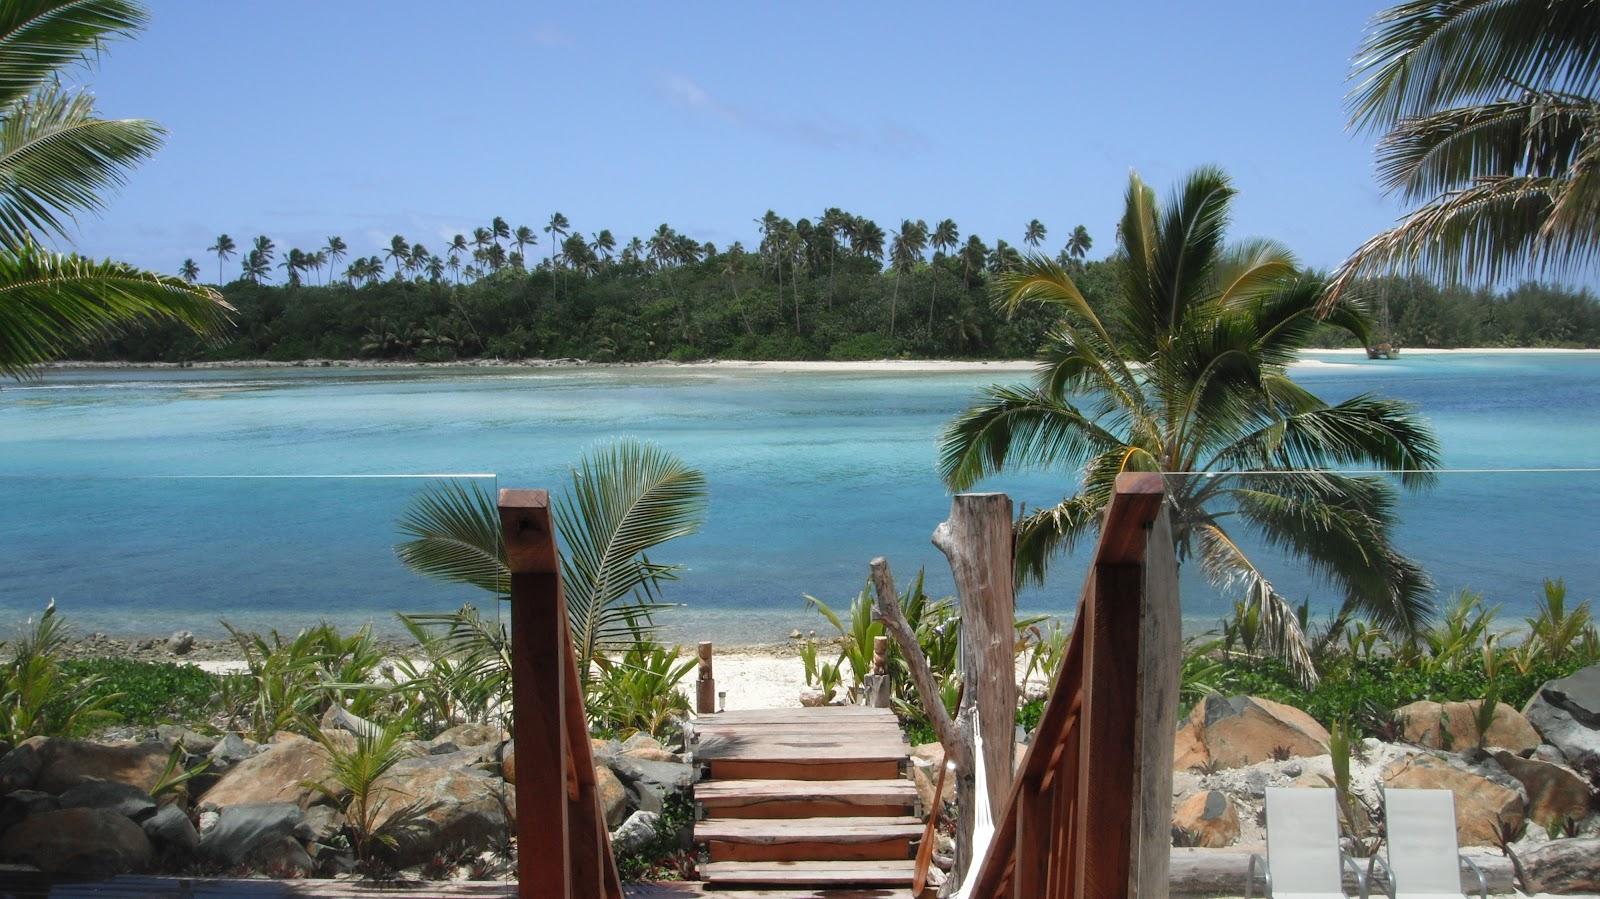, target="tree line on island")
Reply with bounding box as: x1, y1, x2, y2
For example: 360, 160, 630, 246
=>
110, 207, 1600, 365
